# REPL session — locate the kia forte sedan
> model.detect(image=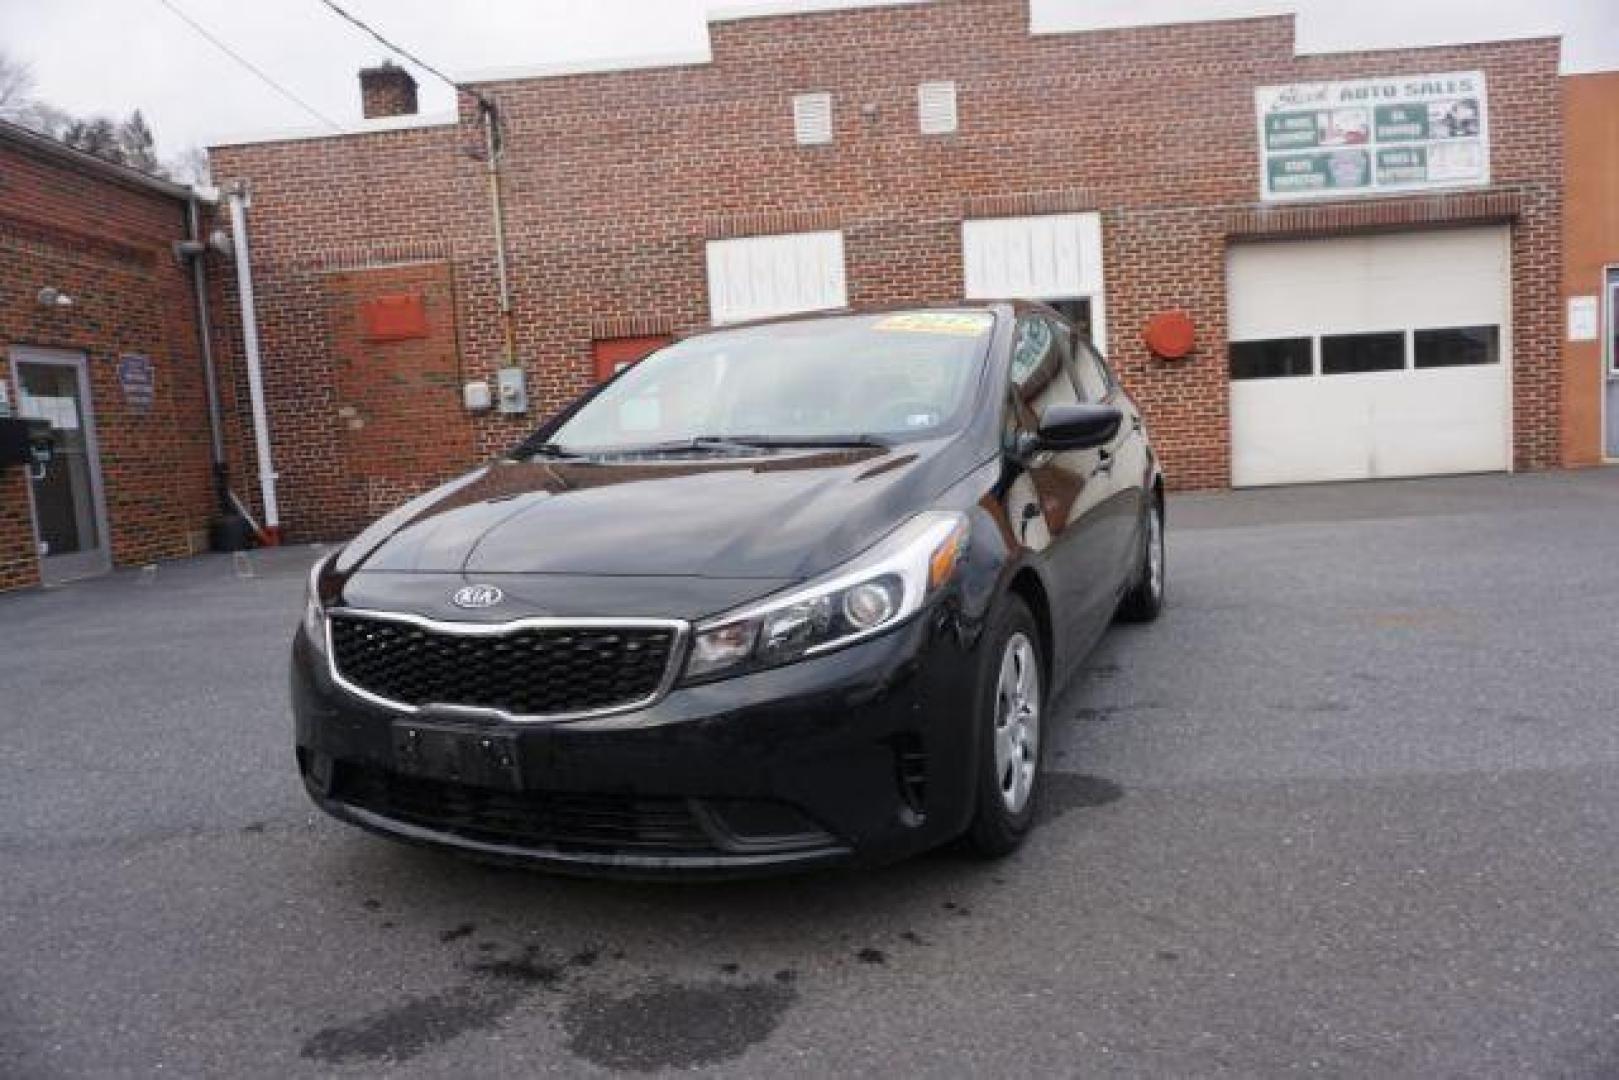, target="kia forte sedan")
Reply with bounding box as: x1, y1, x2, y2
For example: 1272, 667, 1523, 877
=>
292, 303, 1164, 877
